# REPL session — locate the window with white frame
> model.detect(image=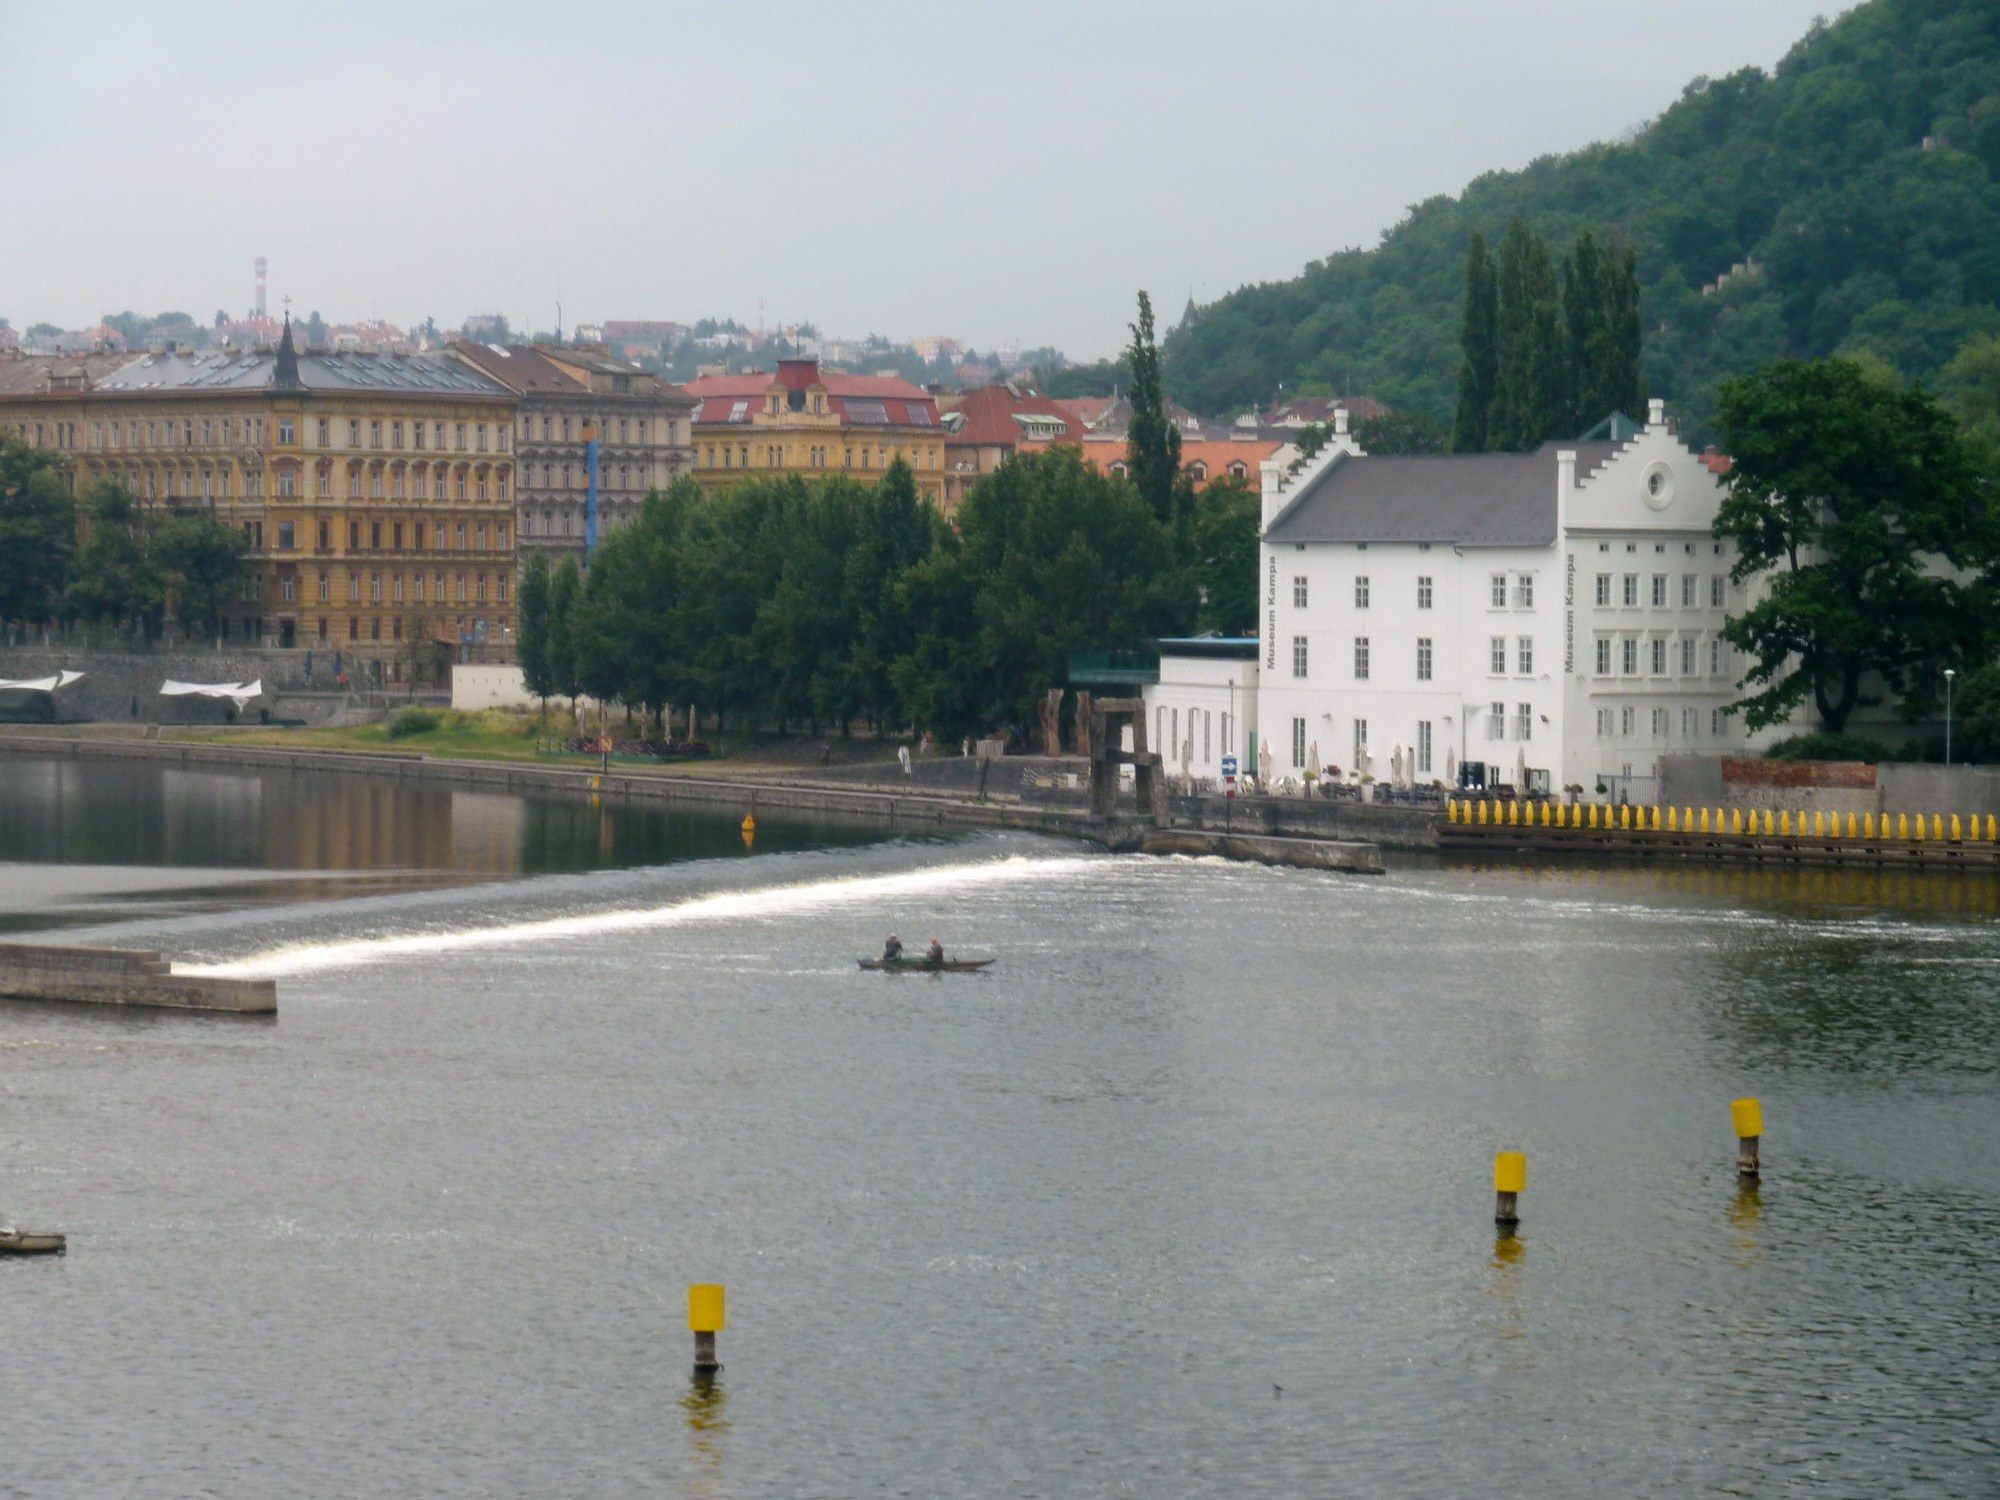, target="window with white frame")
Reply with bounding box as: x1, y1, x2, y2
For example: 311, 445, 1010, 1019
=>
1417, 576, 1433, 609
1595, 638, 1611, 675
1293, 717, 1307, 769
1682, 707, 1697, 737
1517, 636, 1533, 674
1681, 638, 1696, 674
1292, 636, 1309, 679
1710, 575, 1726, 608
1354, 576, 1370, 608
1651, 638, 1667, 674
1623, 574, 1638, 606
1710, 638, 1722, 675
1202, 710, 1211, 764
1490, 636, 1506, 674
1293, 575, 1307, 608
1352, 718, 1367, 765
1596, 707, 1612, 737
1491, 574, 1507, 607
1652, 707, 1670, 737
1416, 637, 1432, 681
1354, 637, 1370, 679
1596, 573, 1611, 606
1515, 702, 1533, 741
1621, 706, 1635, 735
1622, 638, 1638, 675
1488, 701, 1506, 740
1652, 574, 1668, 607
1417, 720, 1432, 773
1711, 707, 1723, 736
1514, 573, 1533, 608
